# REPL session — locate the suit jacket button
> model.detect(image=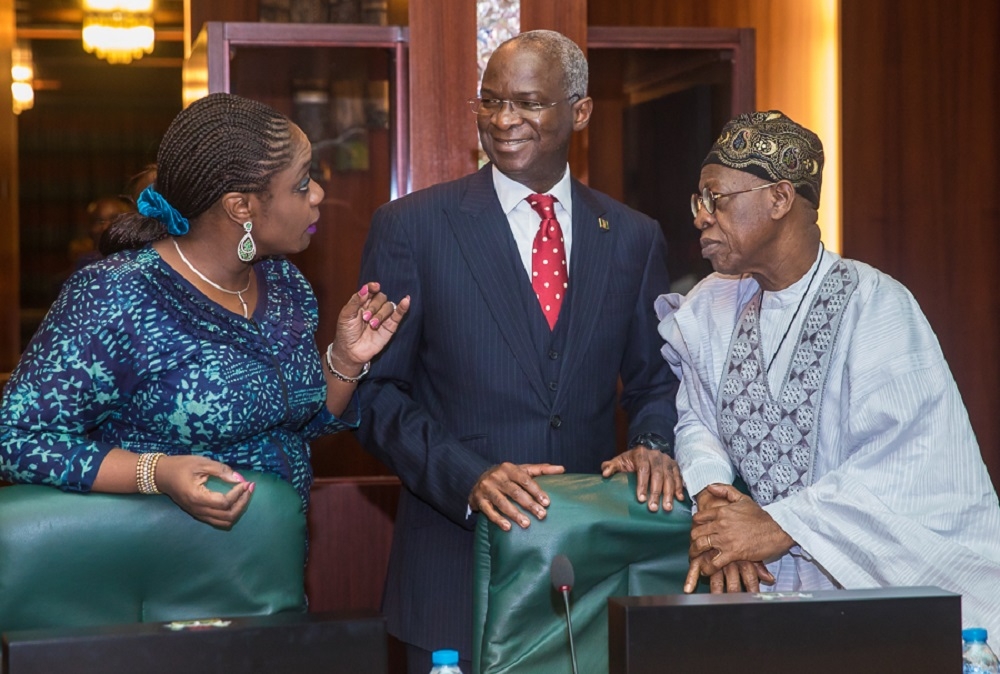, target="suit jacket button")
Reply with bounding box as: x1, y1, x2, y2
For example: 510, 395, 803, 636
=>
548, 350, 559, 360
548, 381, 558, 391
550, 416, 562, 428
